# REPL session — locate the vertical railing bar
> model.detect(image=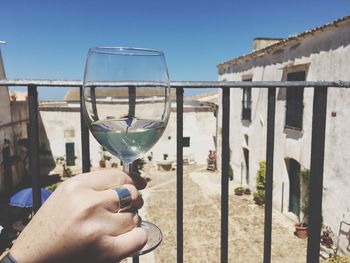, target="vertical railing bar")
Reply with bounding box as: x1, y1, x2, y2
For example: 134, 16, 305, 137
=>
128, 86, 136, 118
307, 87, 328, 263
90, 86, 98, 121
221, 87, 230, 263
263, 87, 276, 263
27, 85, 41, 213
129, 82, 138, 263
79, 86, 90, 173
176, 87, 184, 263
